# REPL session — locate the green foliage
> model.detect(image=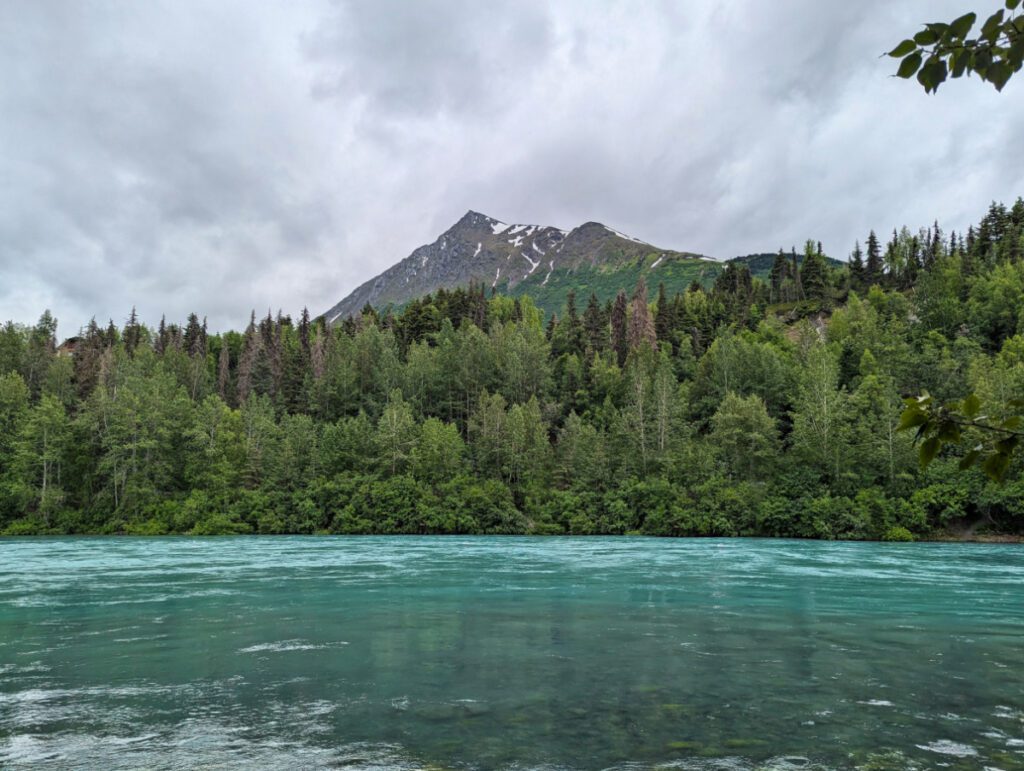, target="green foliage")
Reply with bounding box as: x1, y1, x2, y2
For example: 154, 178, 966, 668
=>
3, 199, 1024, 538
899, 387, 1023, 481
508, 255, 718, 318
890, 4, 1024, 92
710, 392, 778, 481
881, 526, 915, 542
